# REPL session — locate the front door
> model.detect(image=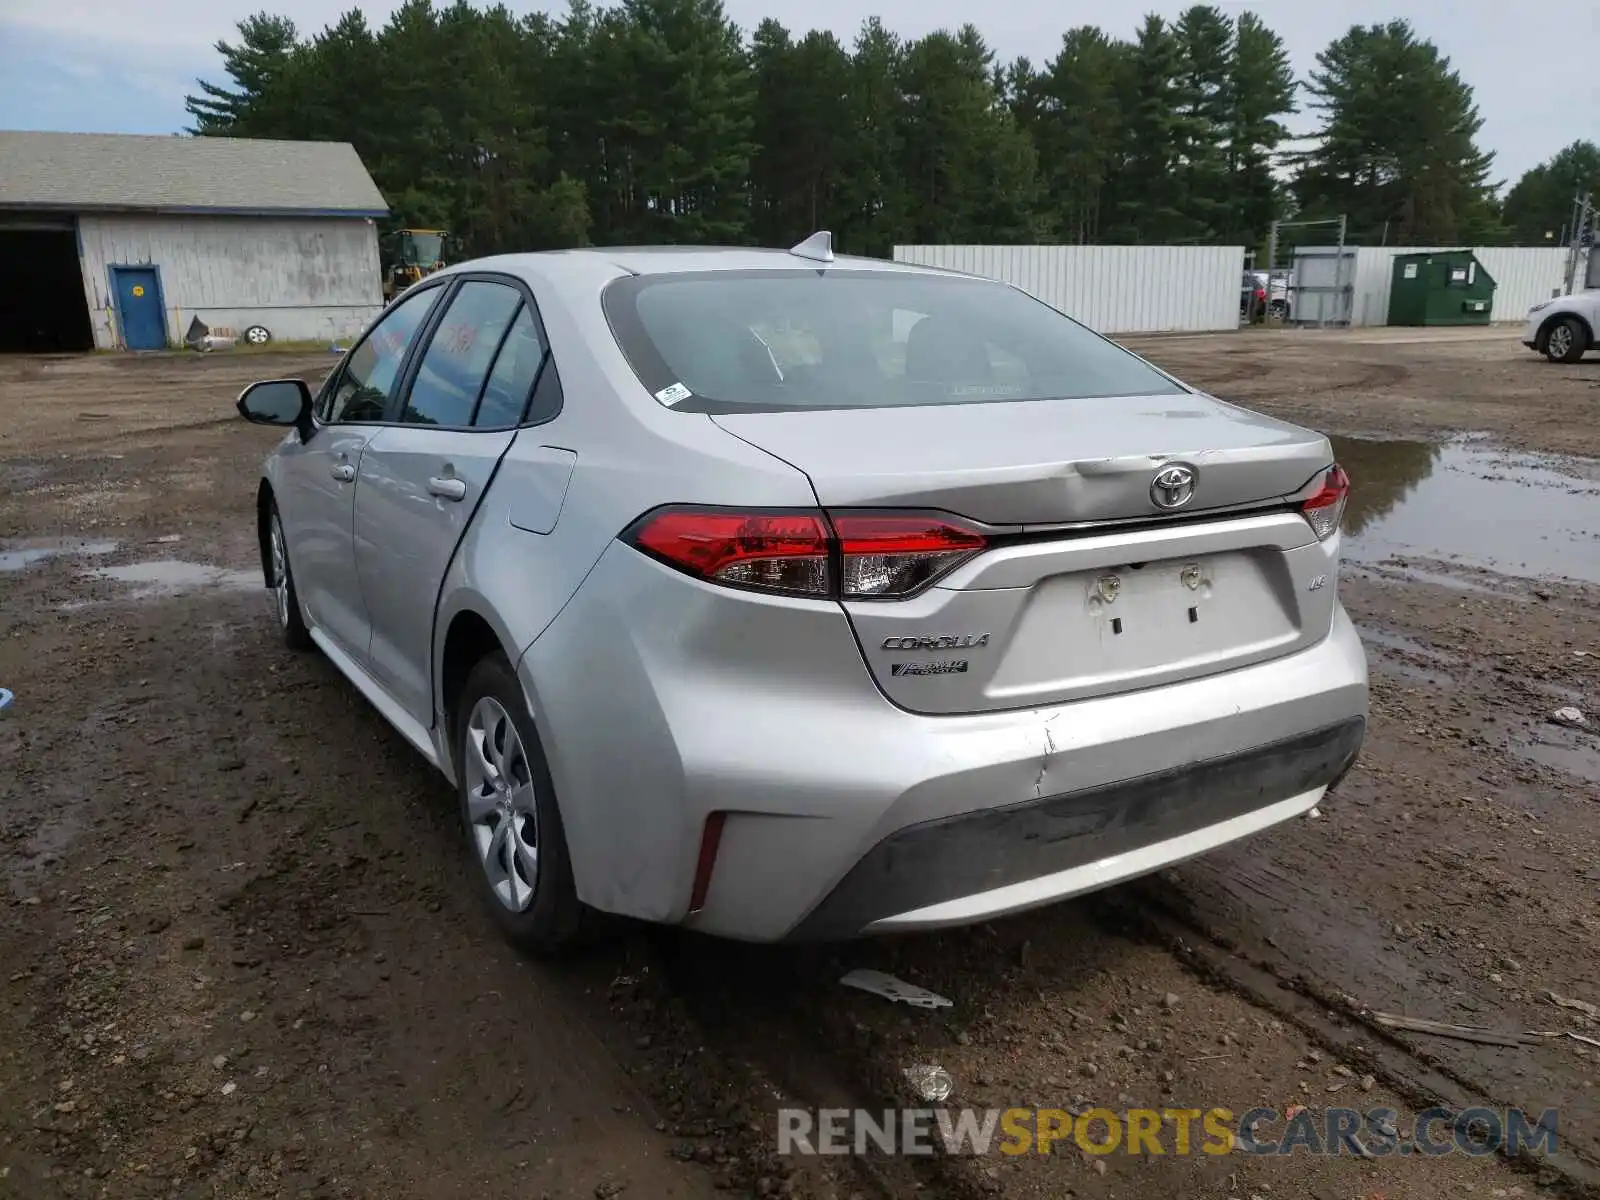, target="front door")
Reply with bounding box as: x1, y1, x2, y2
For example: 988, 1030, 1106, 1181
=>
113, 267, 164, 349
354, 278, 545, 725
277, 284, 444, 664
274, 426, 378, 660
